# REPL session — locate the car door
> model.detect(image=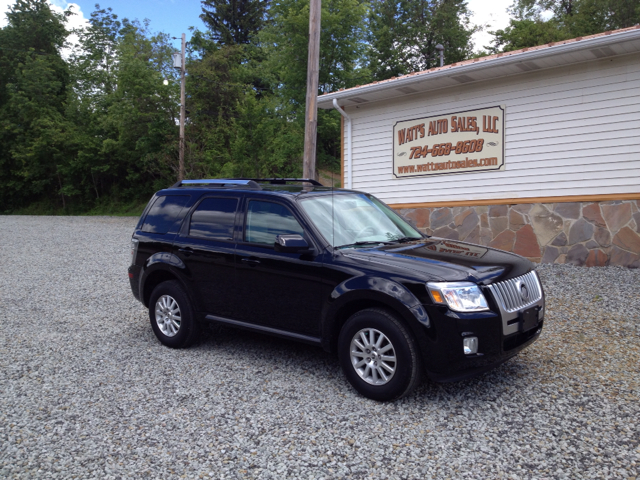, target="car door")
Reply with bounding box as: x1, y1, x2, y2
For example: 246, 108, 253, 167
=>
173, 195, 241, 318
234, 197, 325, 337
